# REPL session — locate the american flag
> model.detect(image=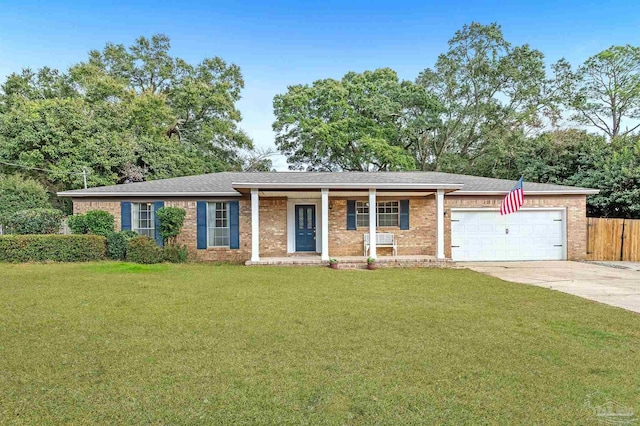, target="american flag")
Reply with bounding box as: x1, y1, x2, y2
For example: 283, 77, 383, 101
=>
500, 177, 524, 215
